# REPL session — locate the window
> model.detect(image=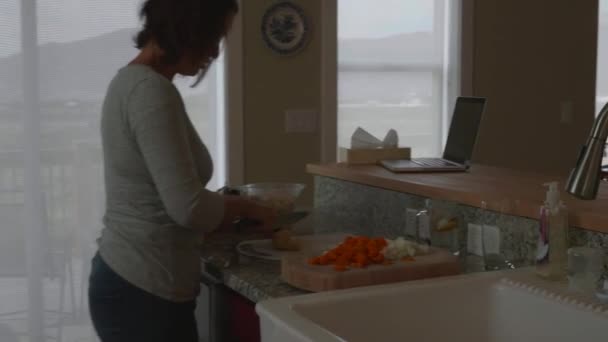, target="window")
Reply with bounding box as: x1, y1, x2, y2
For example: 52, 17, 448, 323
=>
598, 0, 608, 166
0, 1, 226, 340
597, 0, 608, 115
175, 58, 227, 190
338, 0, 460, 157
